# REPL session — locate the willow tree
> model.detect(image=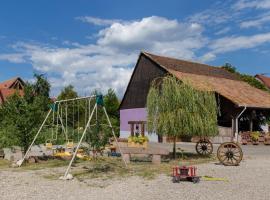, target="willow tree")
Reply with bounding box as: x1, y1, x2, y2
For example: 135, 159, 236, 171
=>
147, 75, 218, 158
